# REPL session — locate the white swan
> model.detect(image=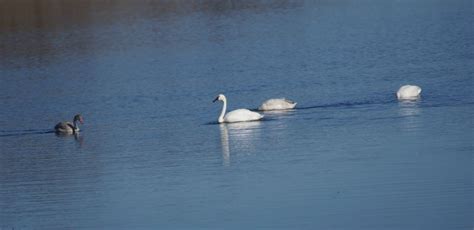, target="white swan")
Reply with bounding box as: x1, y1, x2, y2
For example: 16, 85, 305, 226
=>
397, 85, 422, 100
54, 114, 84, 134
213, 94, 264, 123
258, 98, 297, 111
